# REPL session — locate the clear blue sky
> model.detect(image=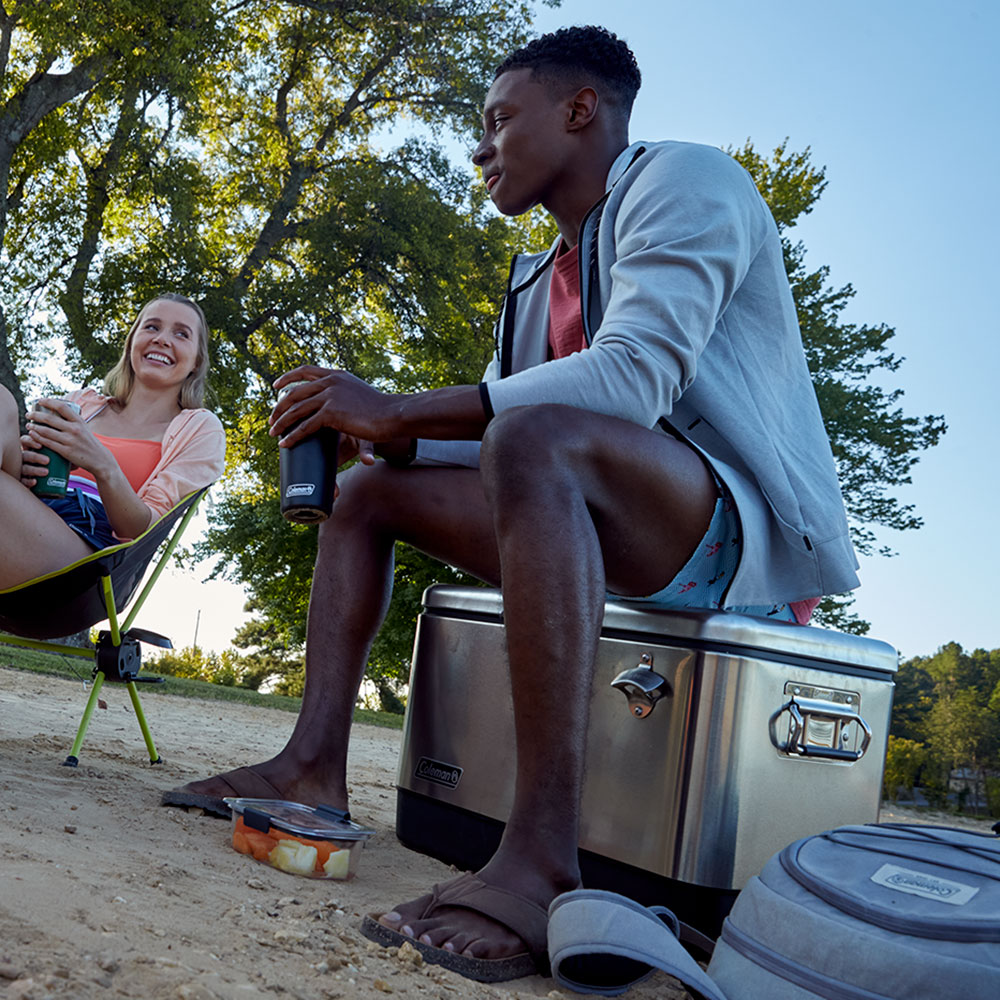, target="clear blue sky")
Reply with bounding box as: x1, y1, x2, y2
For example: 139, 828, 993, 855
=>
523, 0, 997, 659
152, 0, 998, 660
